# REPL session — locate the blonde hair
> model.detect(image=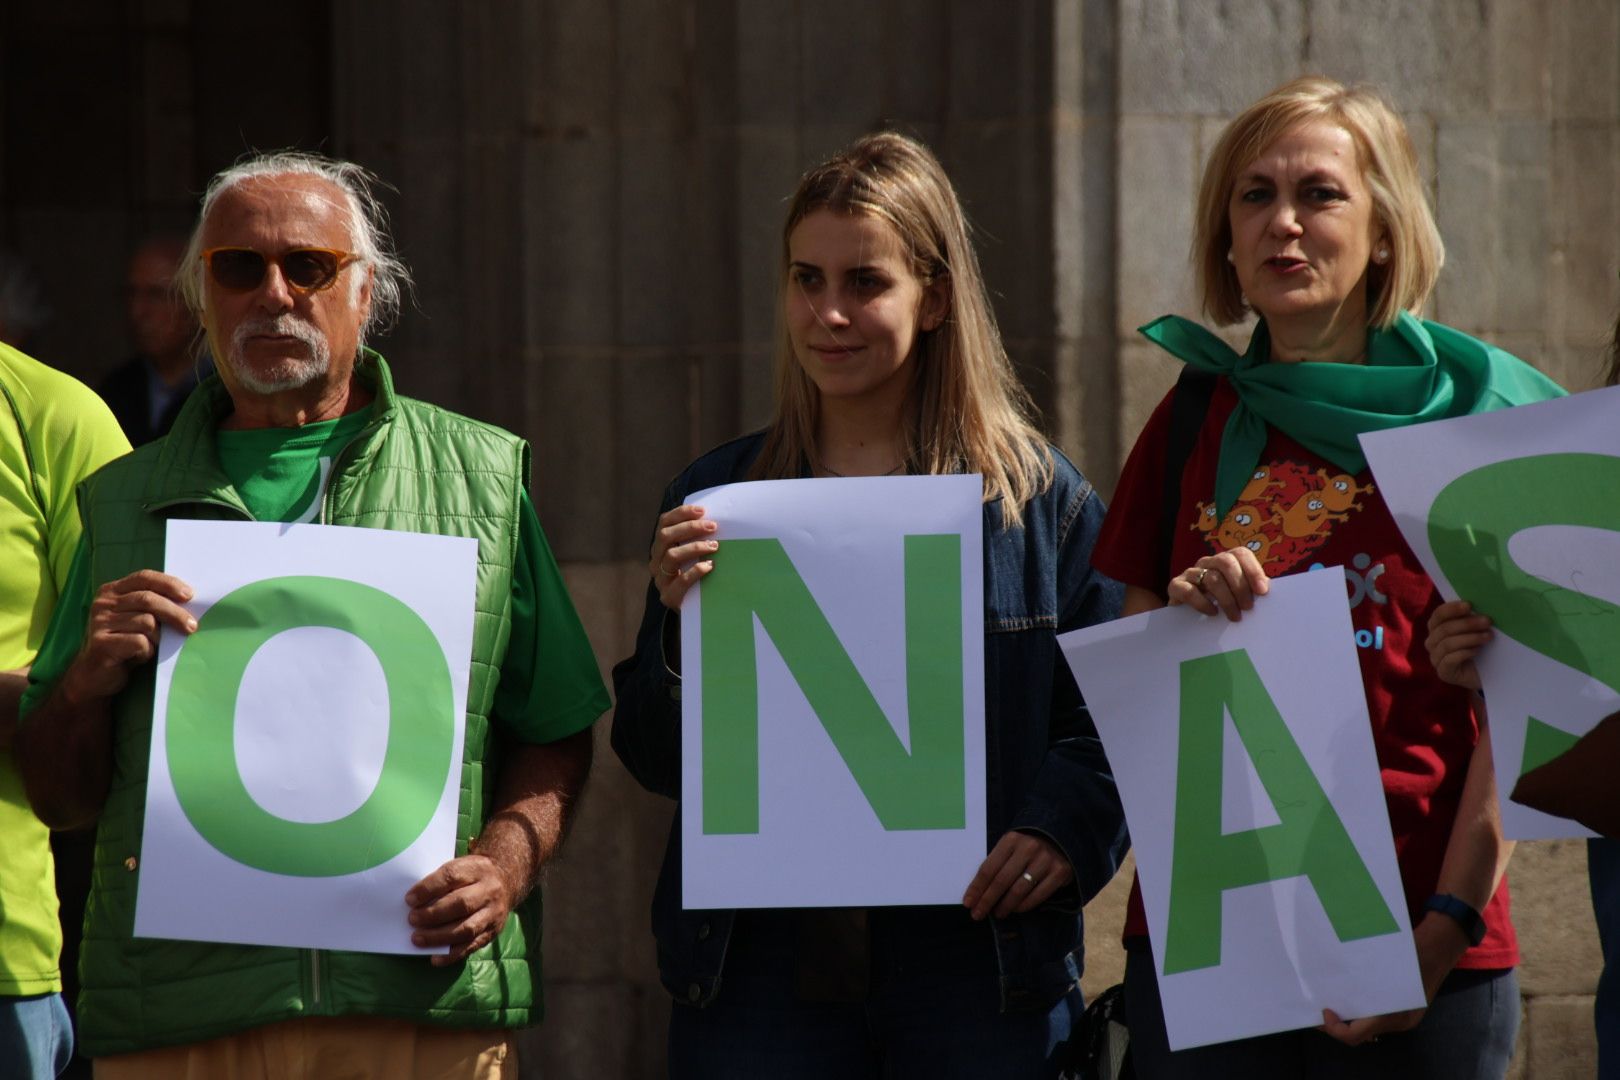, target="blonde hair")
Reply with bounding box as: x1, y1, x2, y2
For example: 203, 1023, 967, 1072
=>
1194, 76, 1443, 328
748, 131, 1052, 520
